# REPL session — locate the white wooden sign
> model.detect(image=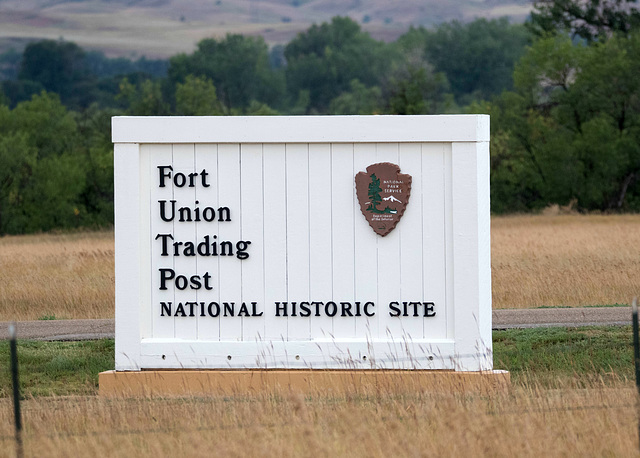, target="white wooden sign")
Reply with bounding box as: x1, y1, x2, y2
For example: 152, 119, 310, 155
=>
112, 115, 491, 371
